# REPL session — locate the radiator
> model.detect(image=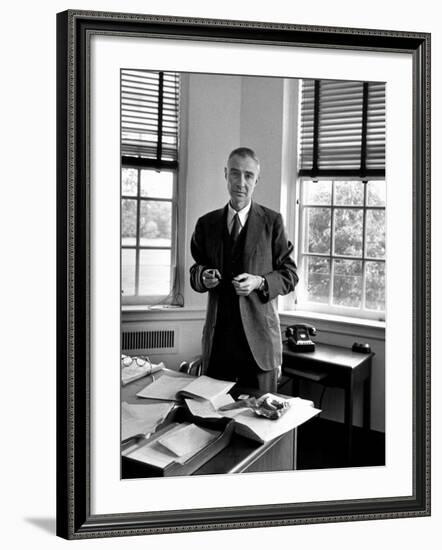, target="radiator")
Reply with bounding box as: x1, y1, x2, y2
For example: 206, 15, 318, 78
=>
122, 328, 178, 355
